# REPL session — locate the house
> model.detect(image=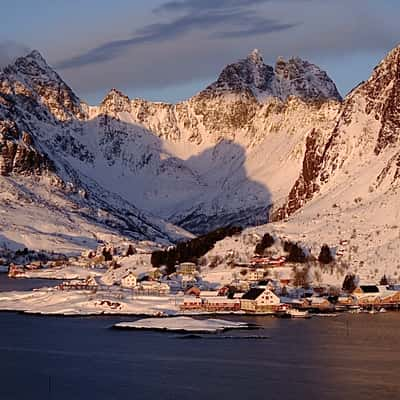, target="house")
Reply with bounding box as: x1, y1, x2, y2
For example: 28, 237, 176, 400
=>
240, 287, 283, 313
179, 296, 240, 312
352, 284, 400, 306
246, 268, 265, 282
120, 272, 137, 288
176, 262, 197, 275
139, 281, 170, 294
202, 297, 240, 312
301, 297, 334, 312
180, 296, 202, 310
